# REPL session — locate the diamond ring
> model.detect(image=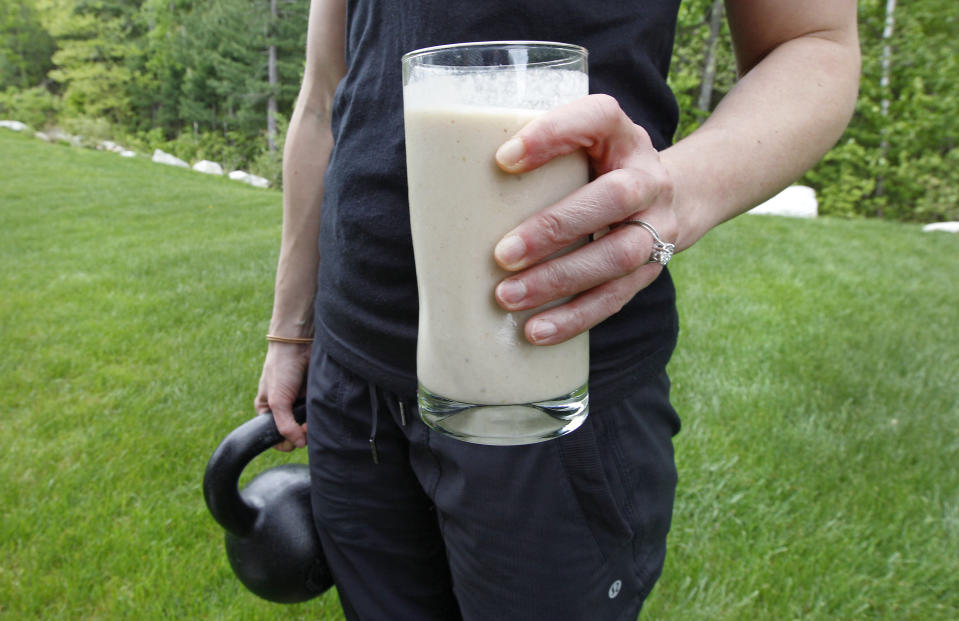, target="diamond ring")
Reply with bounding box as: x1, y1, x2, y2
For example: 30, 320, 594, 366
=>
621, 220, 675, 266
